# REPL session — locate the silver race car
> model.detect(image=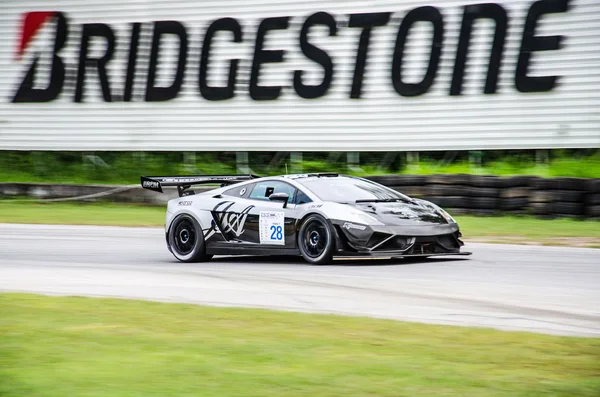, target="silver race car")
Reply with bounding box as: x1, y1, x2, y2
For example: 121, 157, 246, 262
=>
141, 173, 471, 265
